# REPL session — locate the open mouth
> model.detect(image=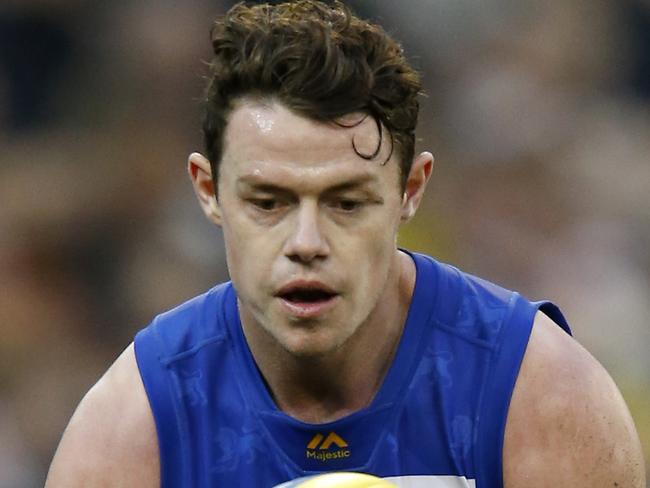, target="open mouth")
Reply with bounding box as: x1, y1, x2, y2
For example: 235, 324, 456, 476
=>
280, 289, 337, 303
275, 282, 340, 318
